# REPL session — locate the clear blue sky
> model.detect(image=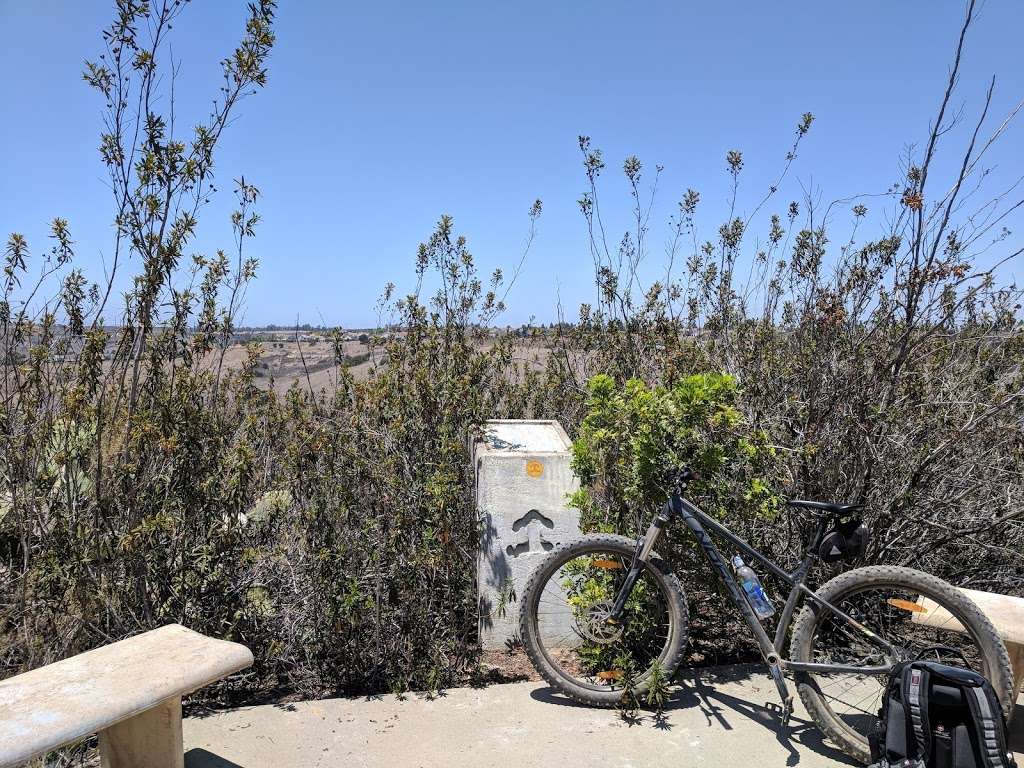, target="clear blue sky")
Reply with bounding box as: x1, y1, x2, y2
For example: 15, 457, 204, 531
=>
2, 1, 1022, 327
